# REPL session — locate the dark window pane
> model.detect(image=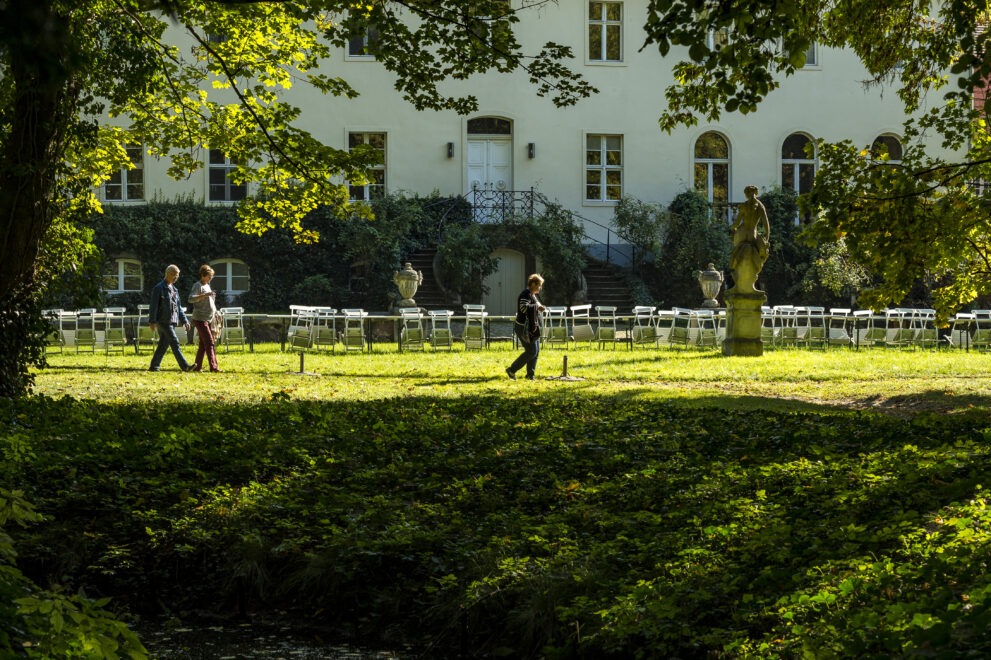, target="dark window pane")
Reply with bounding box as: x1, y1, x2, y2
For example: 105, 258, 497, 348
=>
782, 134, 811, 159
